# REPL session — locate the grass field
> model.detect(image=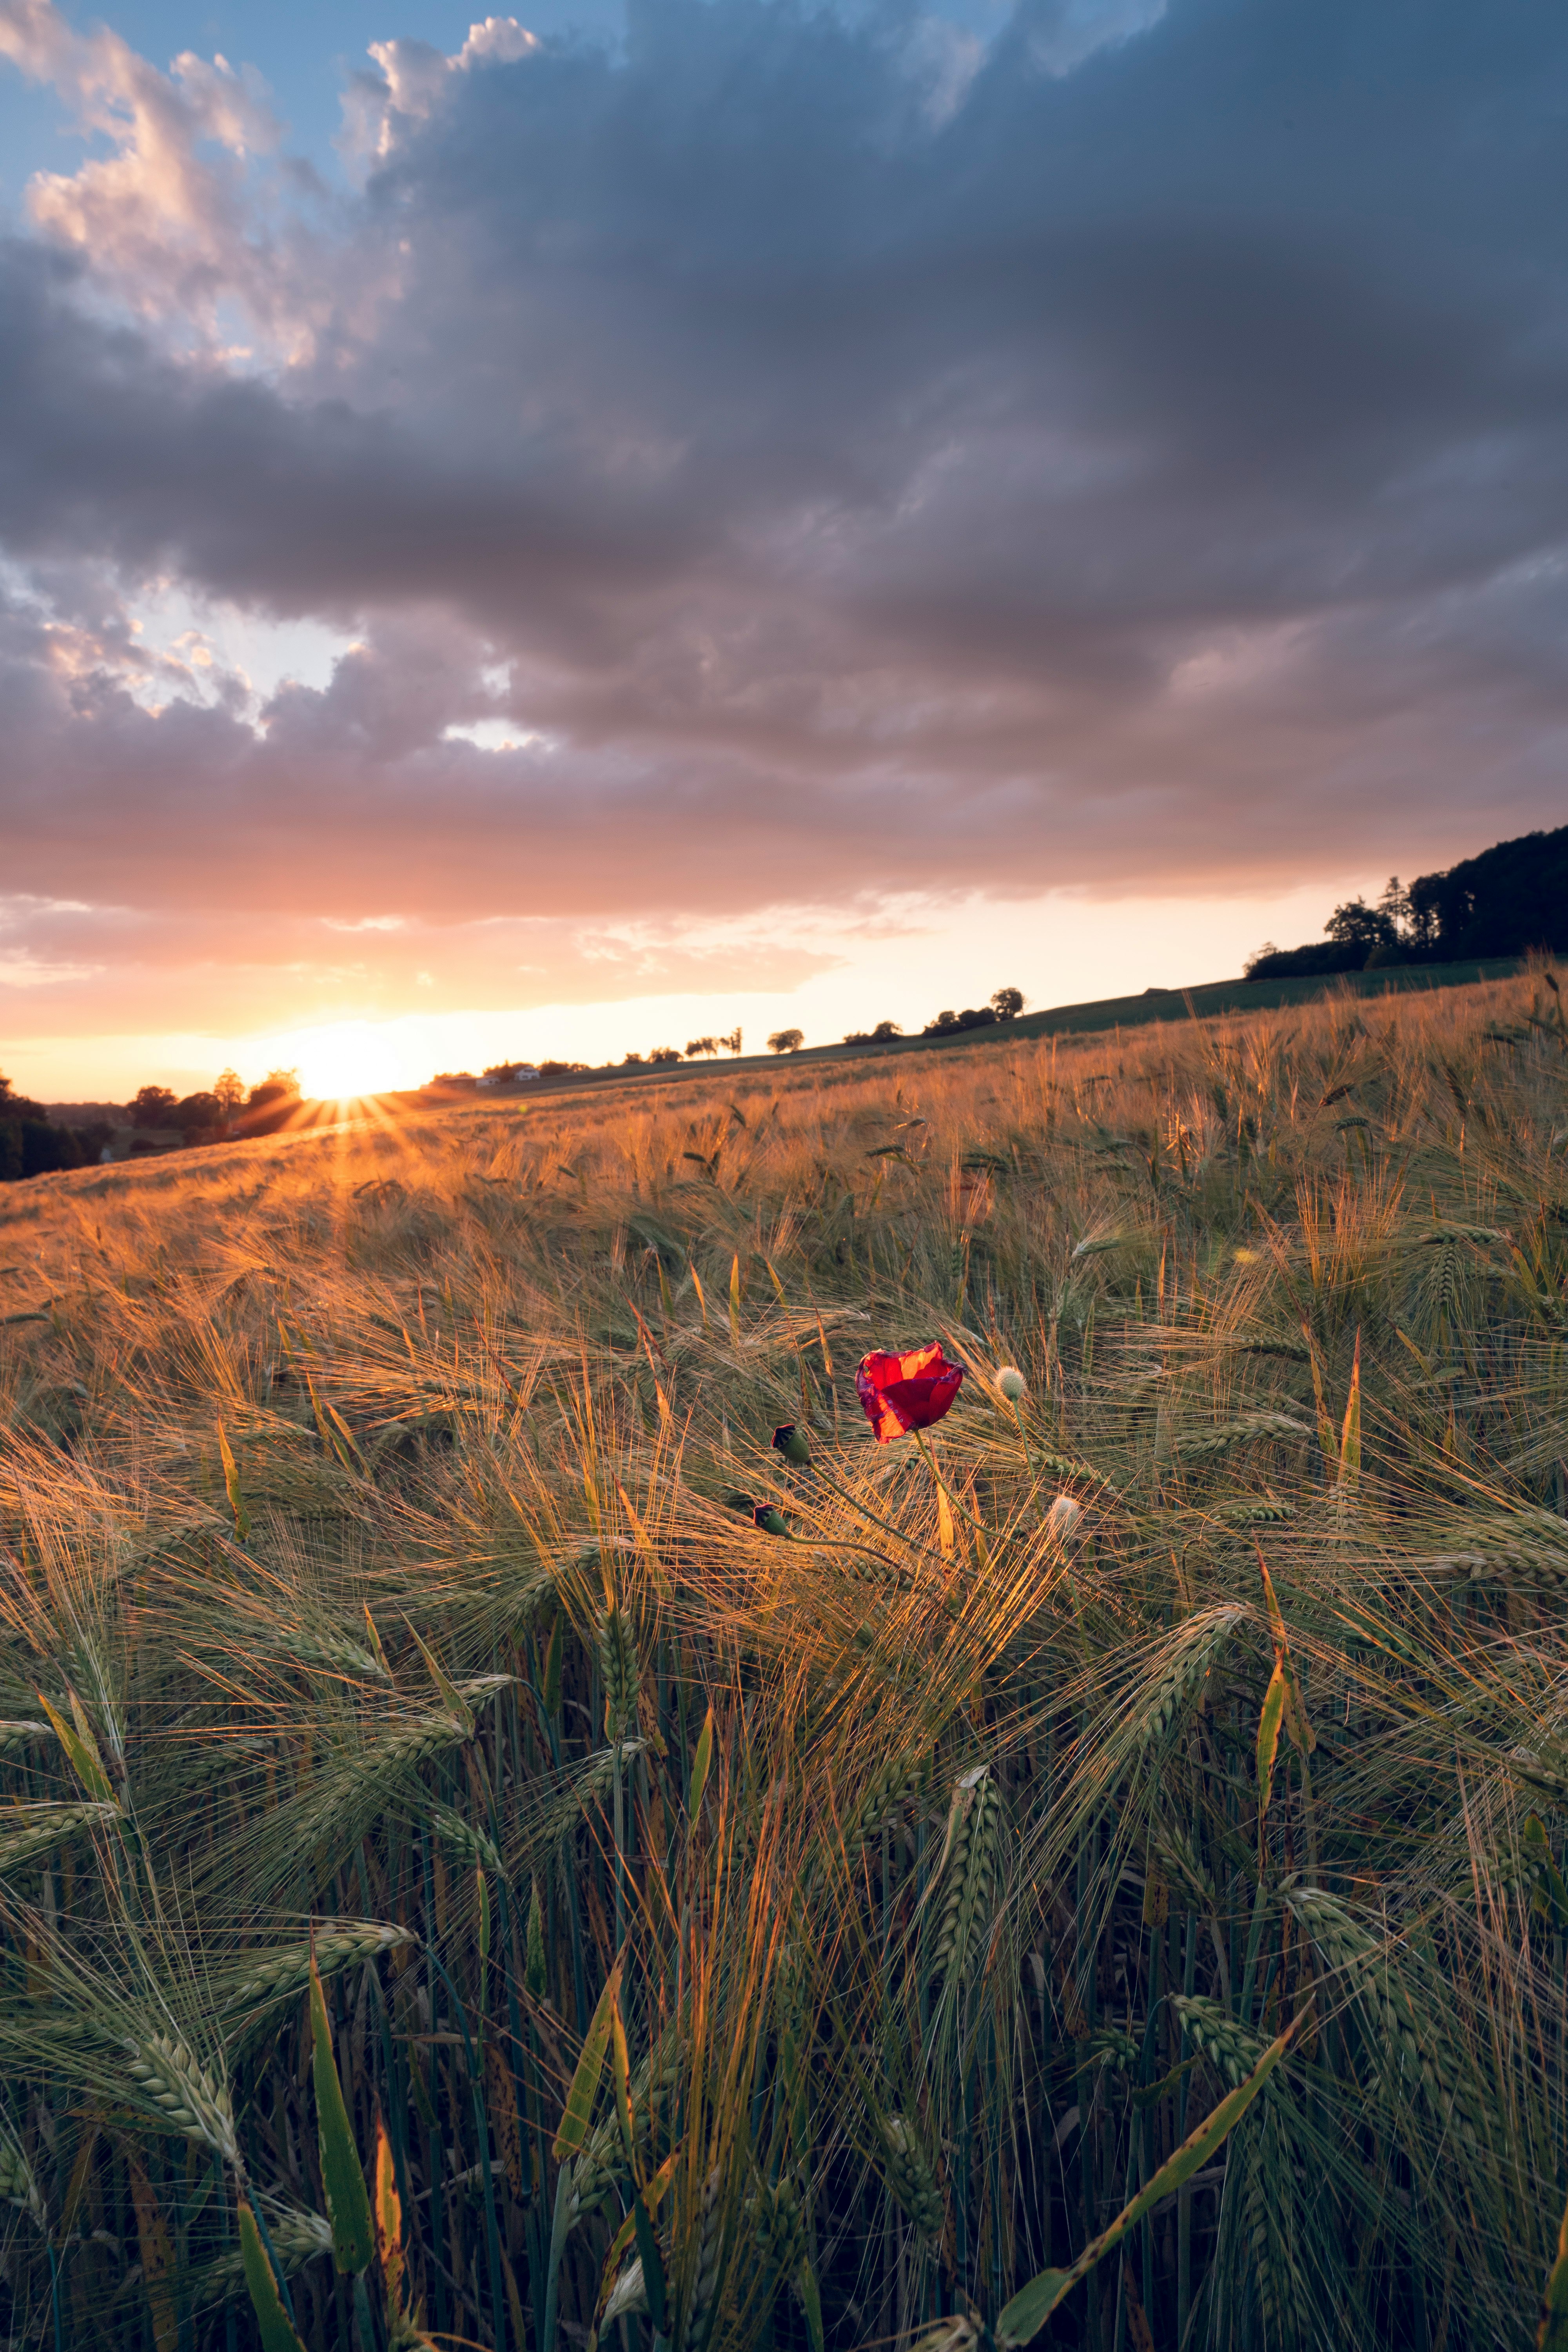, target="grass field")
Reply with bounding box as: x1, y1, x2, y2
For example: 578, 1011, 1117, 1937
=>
1, 961, 1567, 2351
